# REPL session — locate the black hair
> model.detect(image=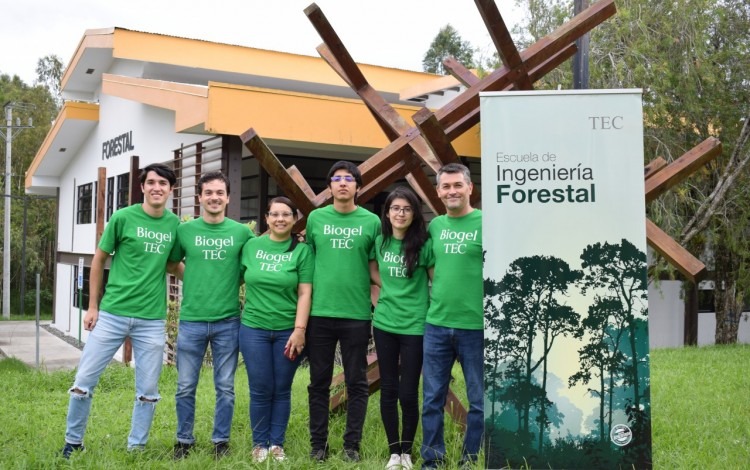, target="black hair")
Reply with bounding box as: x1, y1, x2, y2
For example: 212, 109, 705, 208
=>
198, 171, 230, 194
326, 160, 363, 188
380, 186, 428, 278
267, 196, 301, 253
139, 162, 176, 187
436, 162, 471, 185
